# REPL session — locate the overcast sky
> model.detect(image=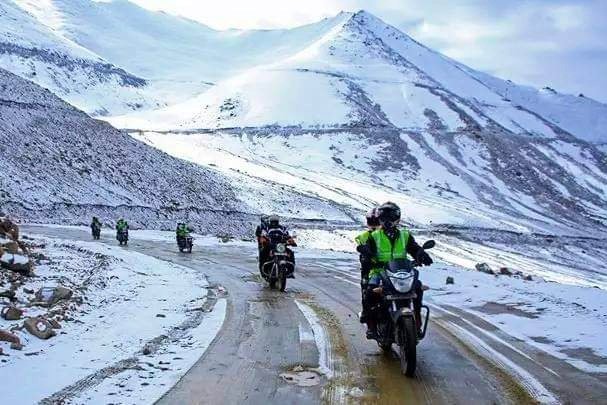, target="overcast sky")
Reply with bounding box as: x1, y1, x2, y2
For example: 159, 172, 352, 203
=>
130, 0, 606, 102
